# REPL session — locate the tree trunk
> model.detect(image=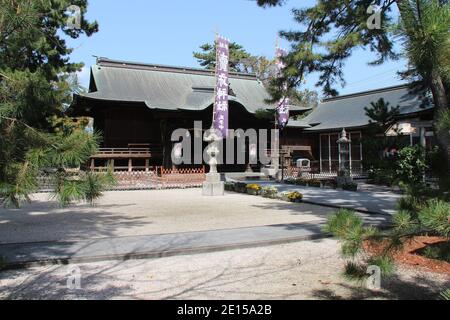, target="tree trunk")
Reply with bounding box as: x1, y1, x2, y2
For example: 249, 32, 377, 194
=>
429, 70, 450, 174
395, 0, 450, 176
